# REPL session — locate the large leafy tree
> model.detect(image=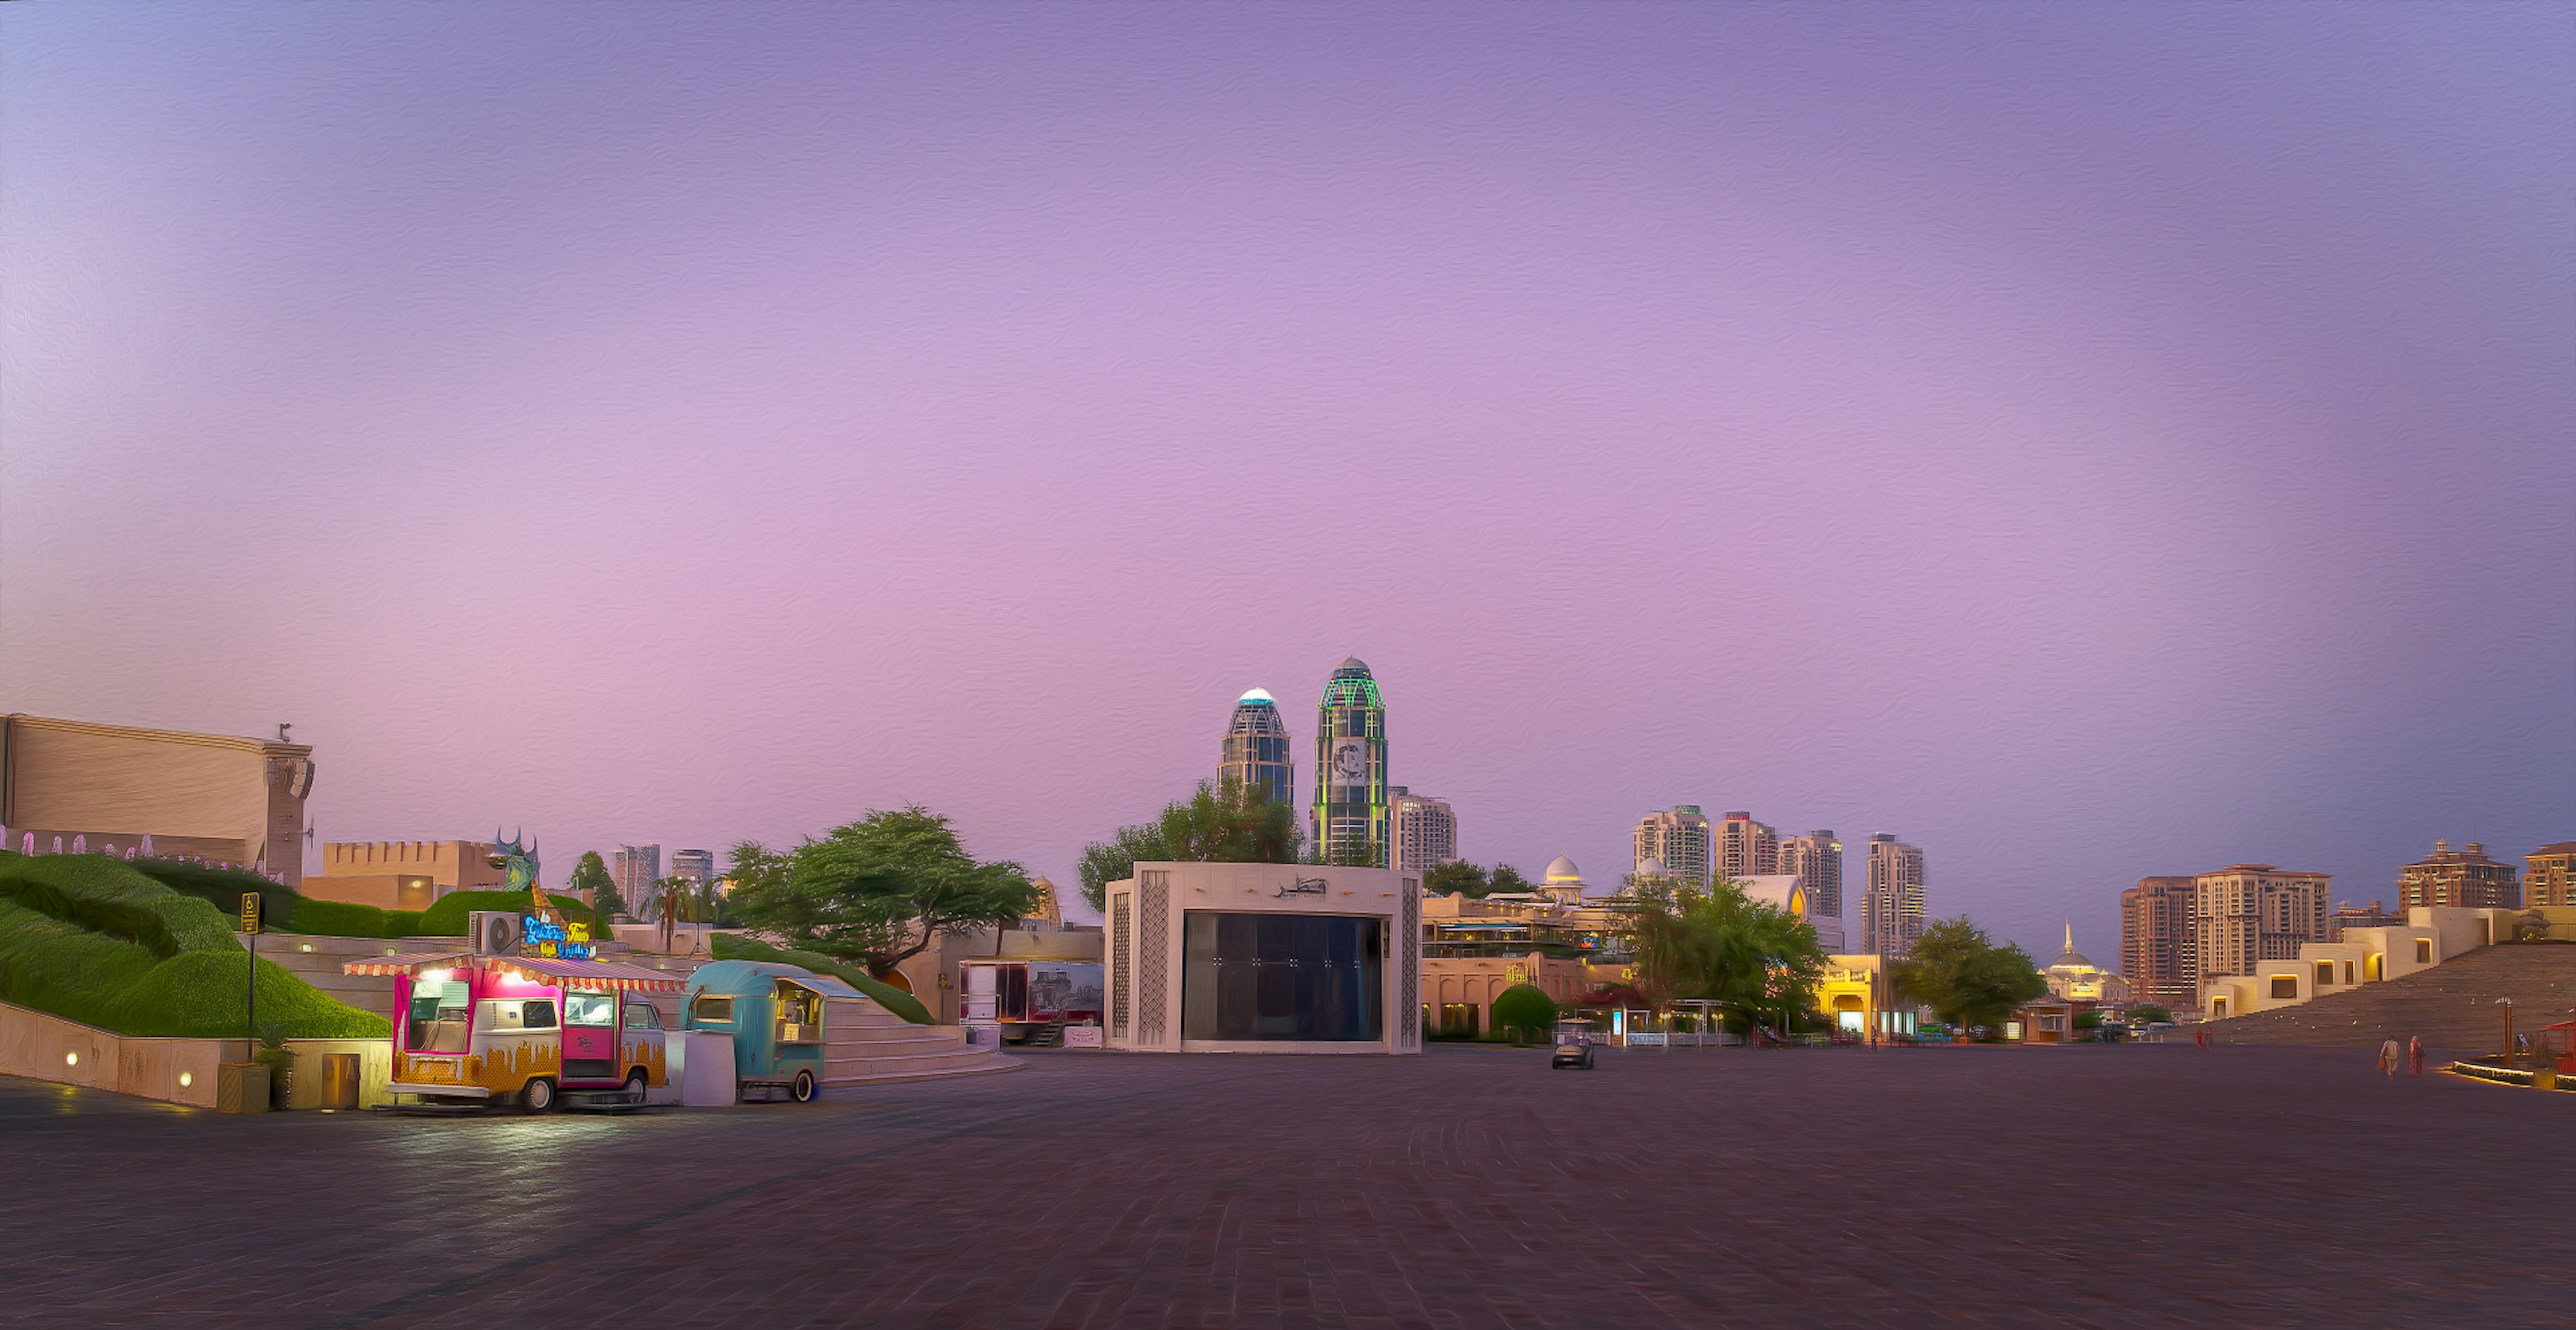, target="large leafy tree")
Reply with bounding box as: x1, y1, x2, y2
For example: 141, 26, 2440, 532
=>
1421, 860, 1489, 898
1890, 917, 2048, 1035
1624, 877, 1827, 1033
727, 807, 1036, 978
1076, 781, 1302, 911
1487, 863, 1532, 894
568, 850, 623, 920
